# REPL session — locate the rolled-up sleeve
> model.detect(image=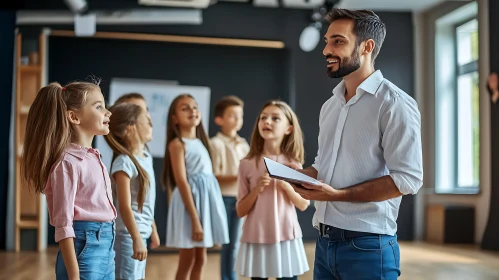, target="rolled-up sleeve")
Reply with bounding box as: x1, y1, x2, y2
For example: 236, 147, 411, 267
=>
381, 95, 423, 195
48, 160, 78, 242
